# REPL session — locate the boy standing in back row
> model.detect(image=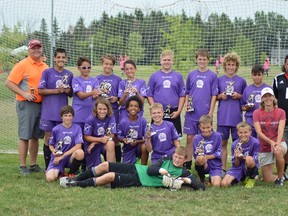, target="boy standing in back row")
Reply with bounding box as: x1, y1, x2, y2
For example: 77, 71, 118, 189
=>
147, 50, 185, 138
184, 49, 218, 170
38, 48, 73, 170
